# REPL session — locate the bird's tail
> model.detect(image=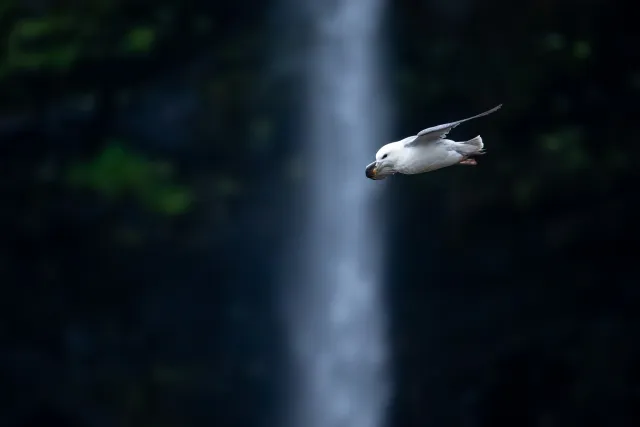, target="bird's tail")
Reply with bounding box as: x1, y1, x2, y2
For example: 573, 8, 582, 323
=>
458, 135, 485, 155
